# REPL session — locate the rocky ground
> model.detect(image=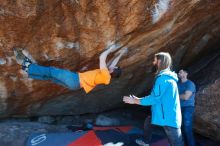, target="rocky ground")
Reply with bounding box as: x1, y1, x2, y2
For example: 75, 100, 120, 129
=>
0, 106, 144, 146
0, 107, 219, 146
